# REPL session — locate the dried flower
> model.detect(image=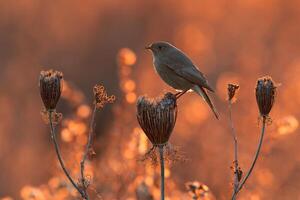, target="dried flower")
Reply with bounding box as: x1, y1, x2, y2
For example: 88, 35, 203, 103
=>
39, 70, 63, 110
93, 84, 116, 109
227, 83, 239, 101
136, 92, 177, 145
255, 76, 276, 117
